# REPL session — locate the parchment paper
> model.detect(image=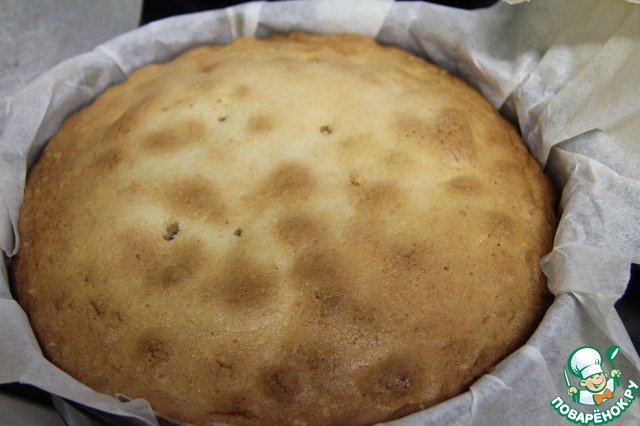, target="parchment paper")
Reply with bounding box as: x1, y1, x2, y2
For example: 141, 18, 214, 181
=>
1, 1, 640, 425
